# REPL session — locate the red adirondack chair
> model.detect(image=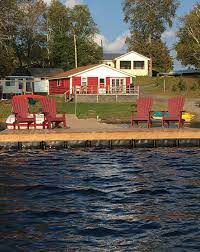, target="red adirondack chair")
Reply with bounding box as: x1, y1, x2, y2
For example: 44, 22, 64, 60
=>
41, 98, 67, 129
12, 97, 36, 129
162, 96, 185, 128
130, 96, 153, 128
